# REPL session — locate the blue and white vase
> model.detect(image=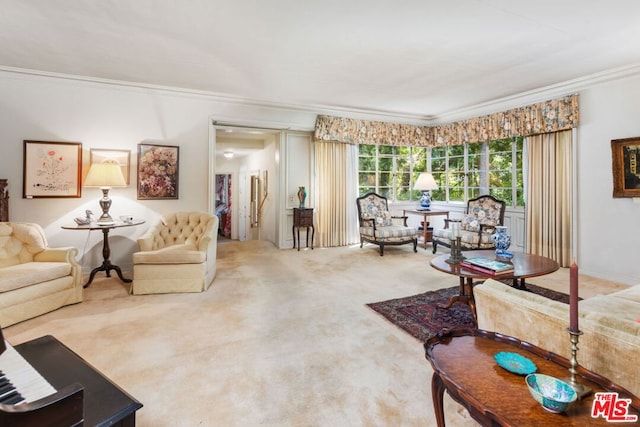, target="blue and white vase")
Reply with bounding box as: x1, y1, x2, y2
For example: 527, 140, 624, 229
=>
492, 226, 512, 259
